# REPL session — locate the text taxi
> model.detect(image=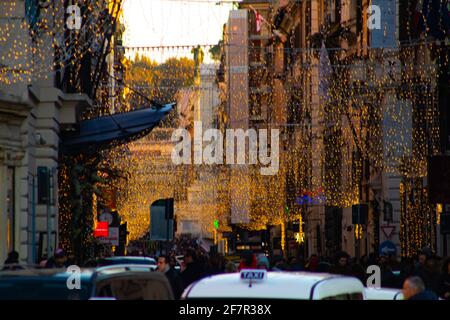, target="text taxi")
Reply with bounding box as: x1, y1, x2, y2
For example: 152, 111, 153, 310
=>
182, 269, 365, 300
